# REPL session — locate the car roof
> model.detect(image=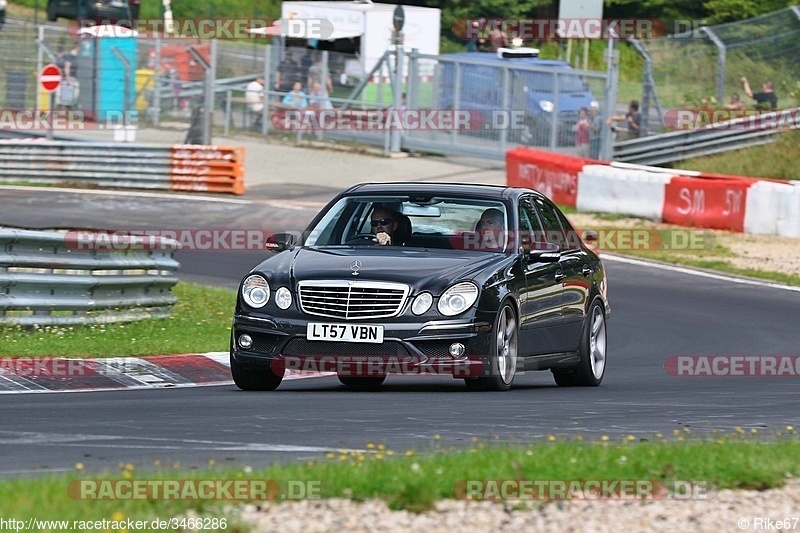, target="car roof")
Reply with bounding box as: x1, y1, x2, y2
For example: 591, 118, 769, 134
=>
443, 52, 573, 69
343, 182, 543, 202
